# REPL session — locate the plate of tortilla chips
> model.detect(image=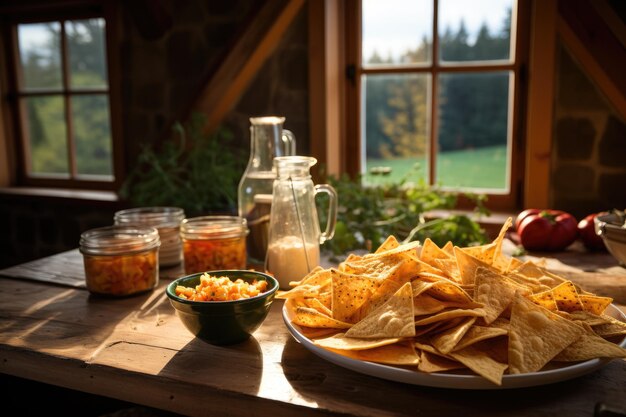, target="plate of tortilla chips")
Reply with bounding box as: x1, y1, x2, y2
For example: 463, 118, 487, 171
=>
279, 218, 626, 389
